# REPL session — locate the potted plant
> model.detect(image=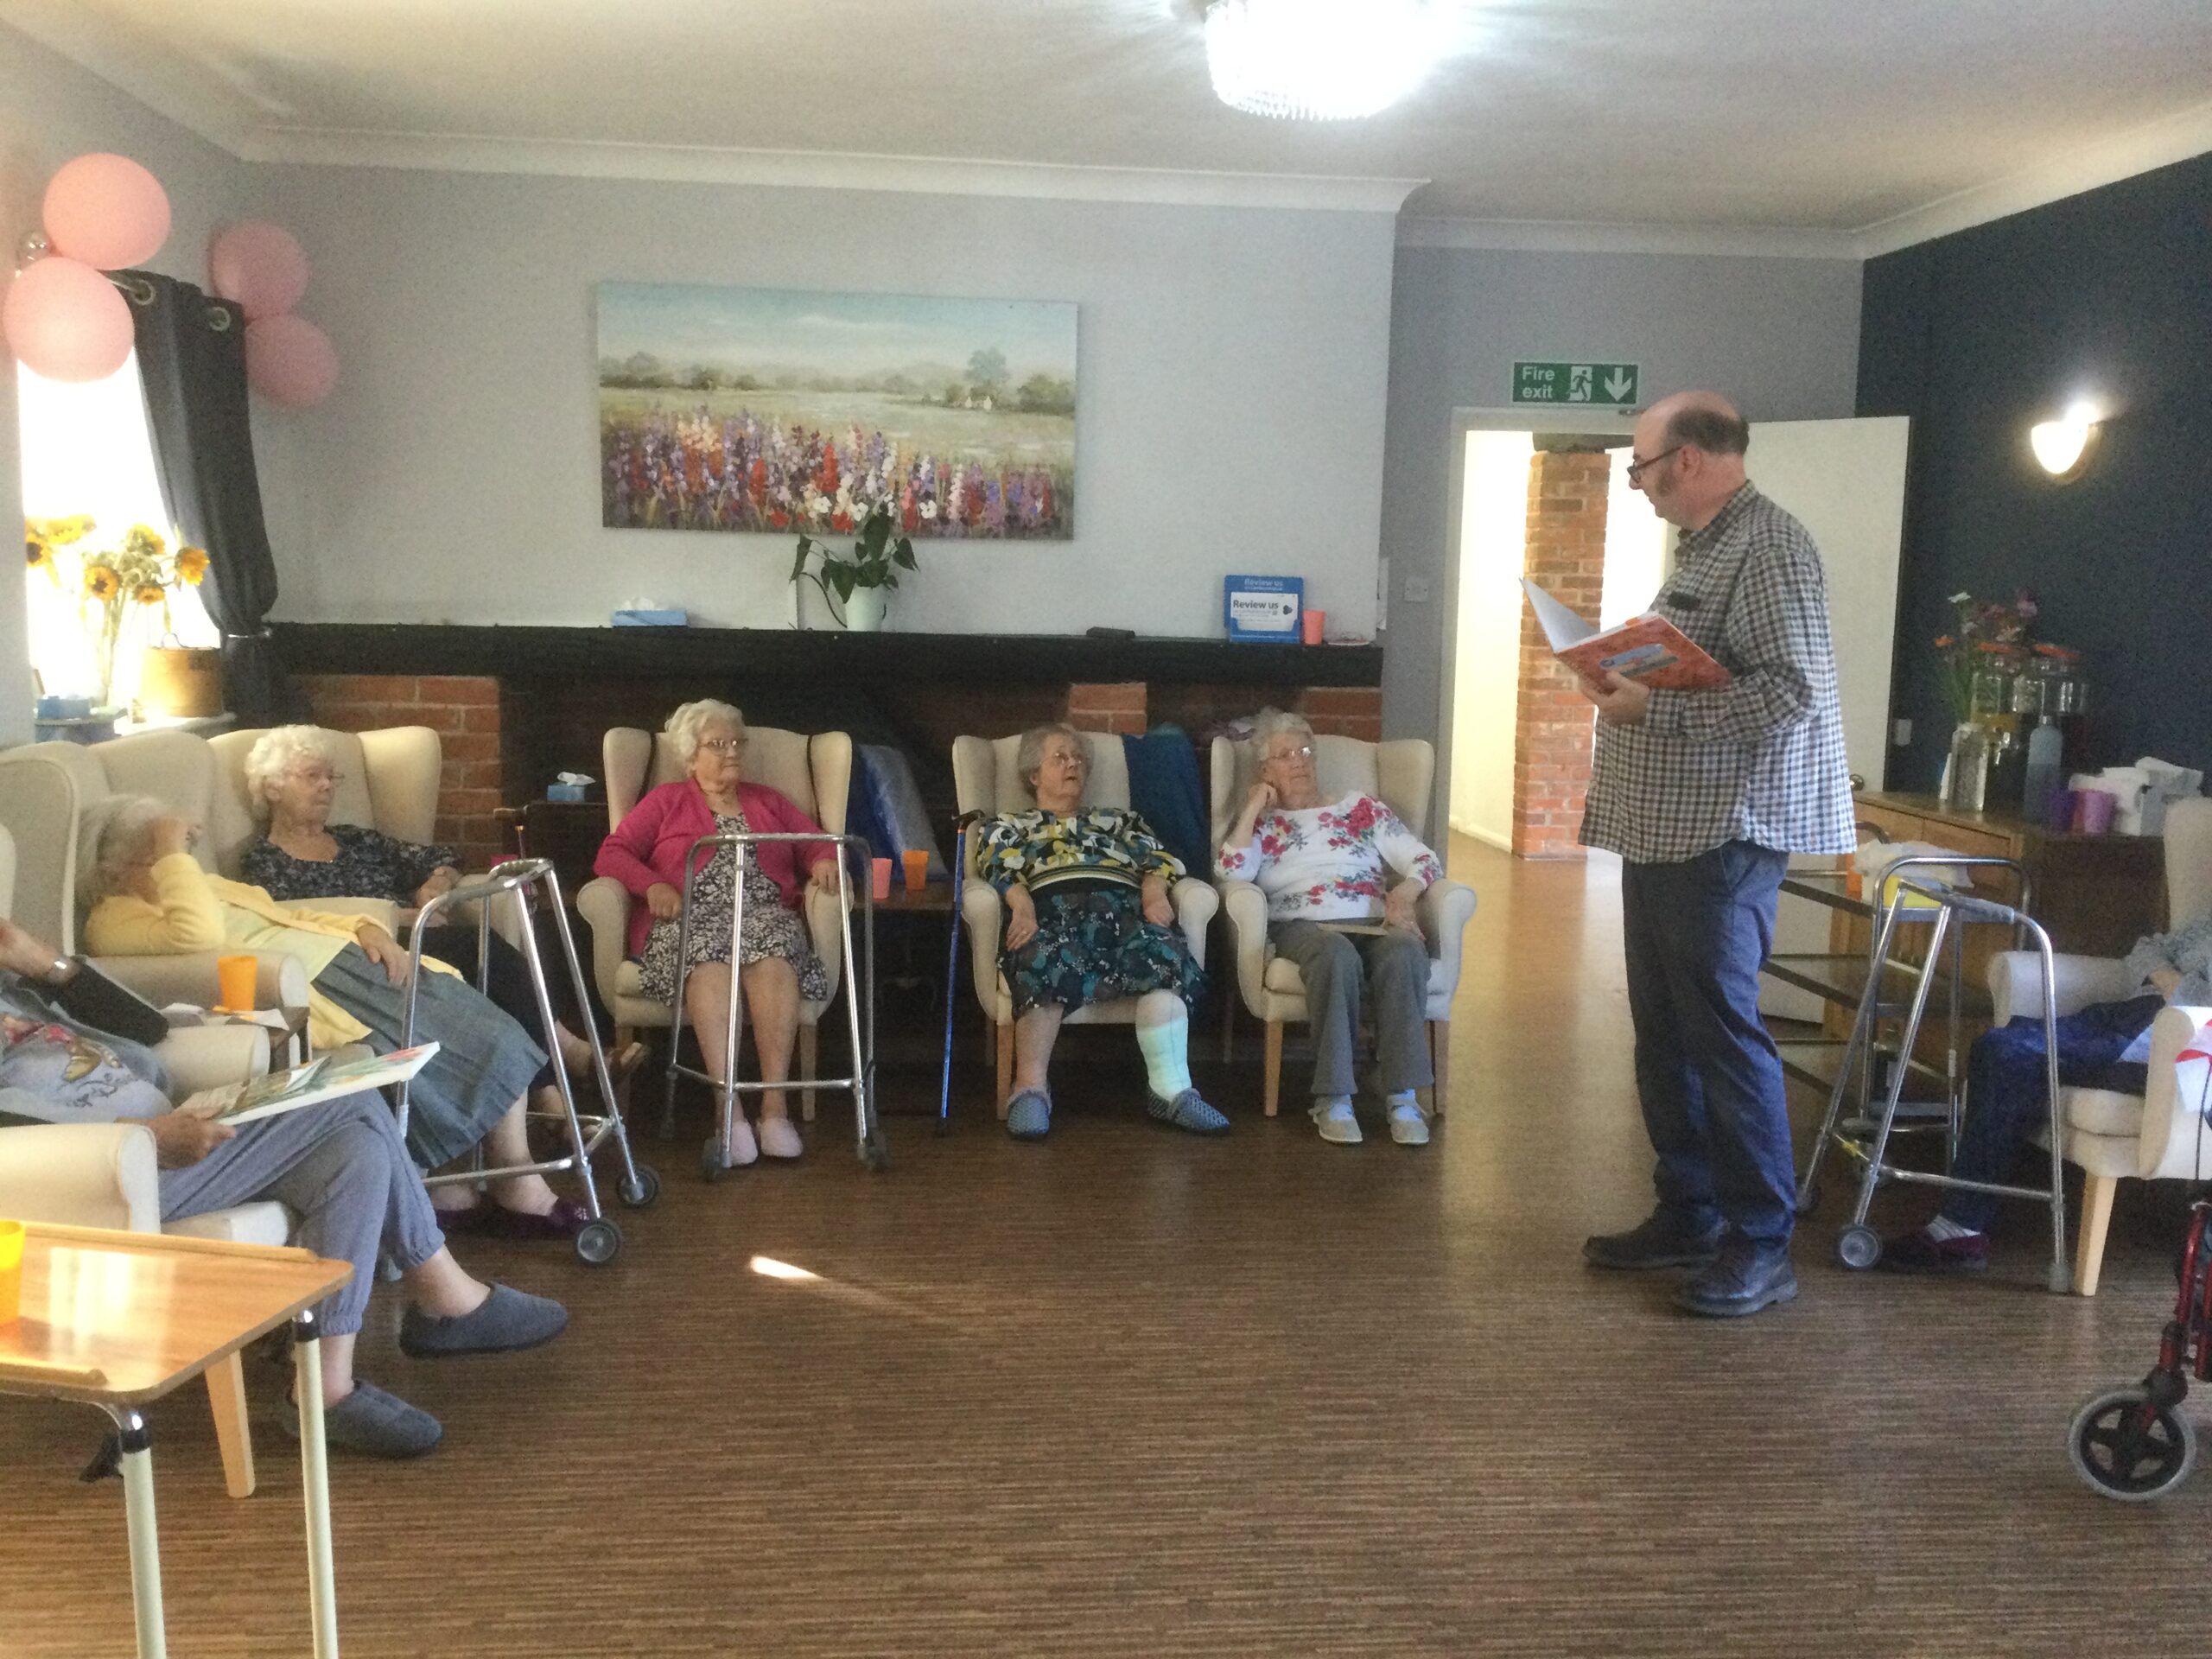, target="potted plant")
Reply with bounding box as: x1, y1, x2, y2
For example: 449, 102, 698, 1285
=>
789, 505, 916, 632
